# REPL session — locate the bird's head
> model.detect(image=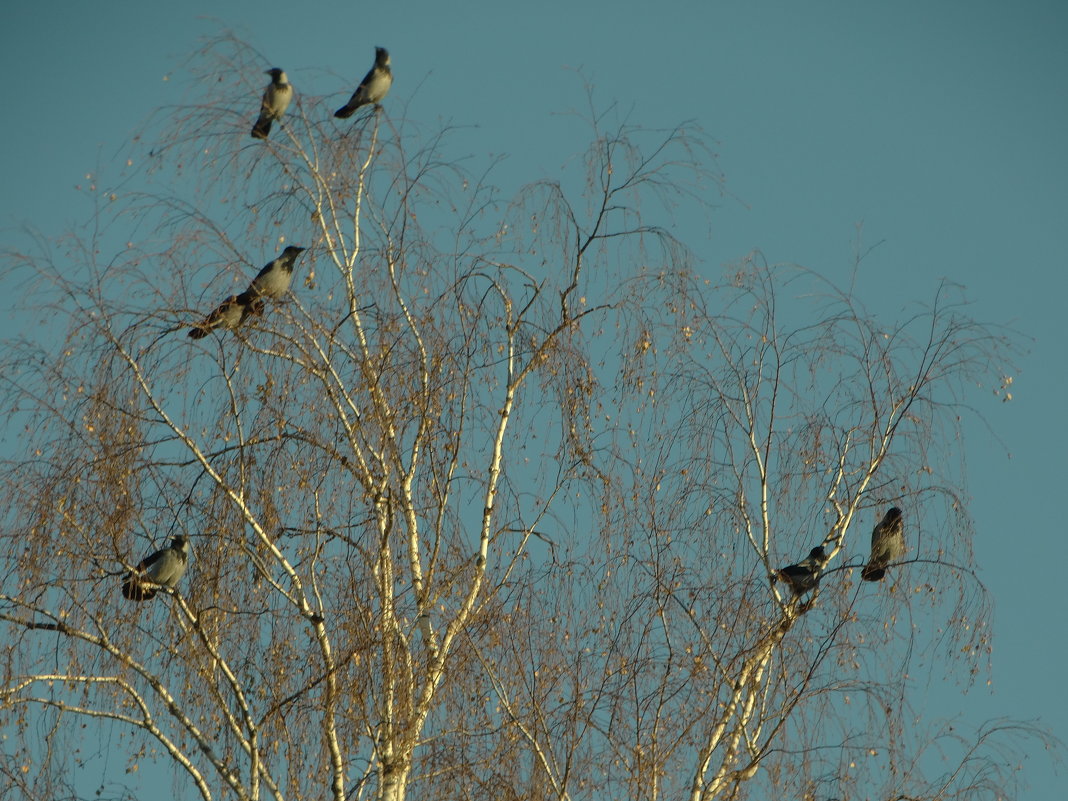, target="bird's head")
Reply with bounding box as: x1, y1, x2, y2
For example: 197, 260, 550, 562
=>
375, 47, 390, 66
266, 68, 286, 81
809, 546, 827, 561
885, 507, 903, 521
283, 246, 306, 257
171, 535, 189, 551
